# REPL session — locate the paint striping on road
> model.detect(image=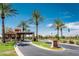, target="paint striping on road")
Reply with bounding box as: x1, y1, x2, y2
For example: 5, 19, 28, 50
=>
14, 45, 24, 56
